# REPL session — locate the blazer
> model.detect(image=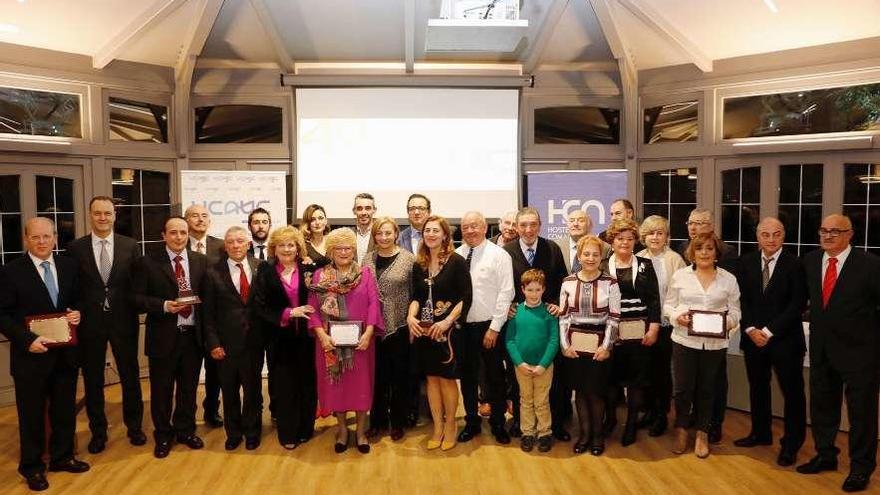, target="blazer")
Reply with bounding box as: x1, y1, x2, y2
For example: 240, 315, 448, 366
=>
134, 249, 207, 358
804, 248, 880, 372
202, 256, 263, 357
503, 237, 568, 304
737, 250, 807, 354
555, 235, 574, 273
601, 254, 662, 325
0, 254, 79, 376
247, 242, 271, 262
66, 233, 141, 341
249, 260, 311, 350
191, 235, 225, 265
397, 226, 419, 253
